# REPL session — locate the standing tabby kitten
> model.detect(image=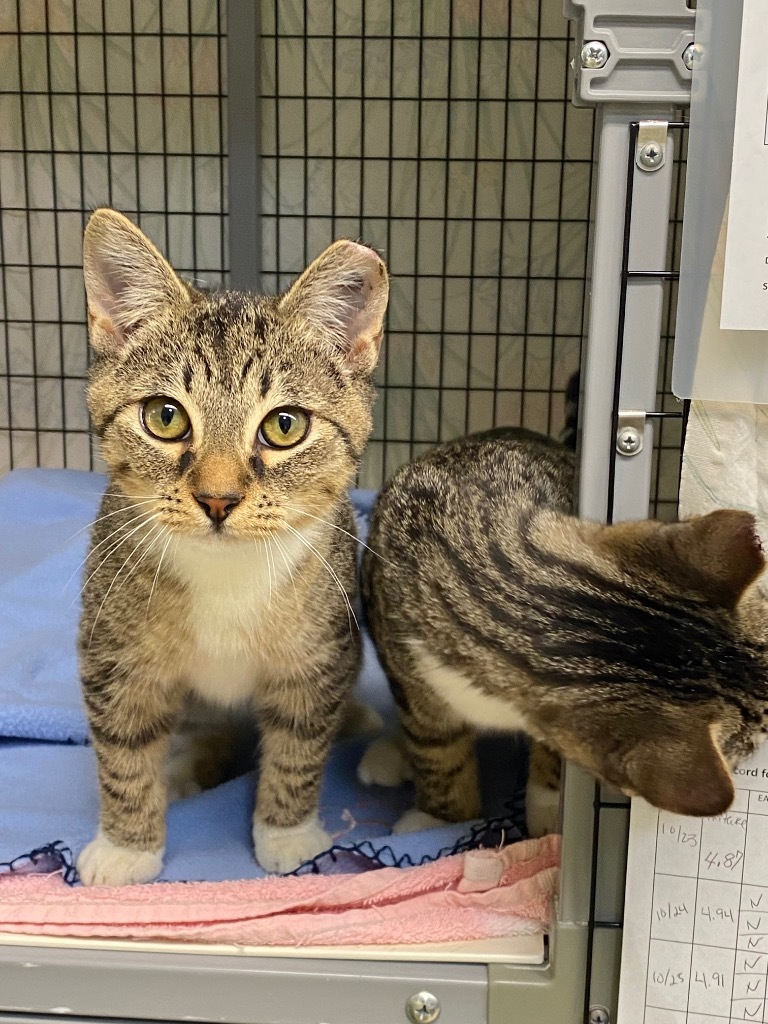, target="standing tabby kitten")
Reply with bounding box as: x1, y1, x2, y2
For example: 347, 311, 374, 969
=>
77, 209, 388, 886
360, 428, 768, 835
